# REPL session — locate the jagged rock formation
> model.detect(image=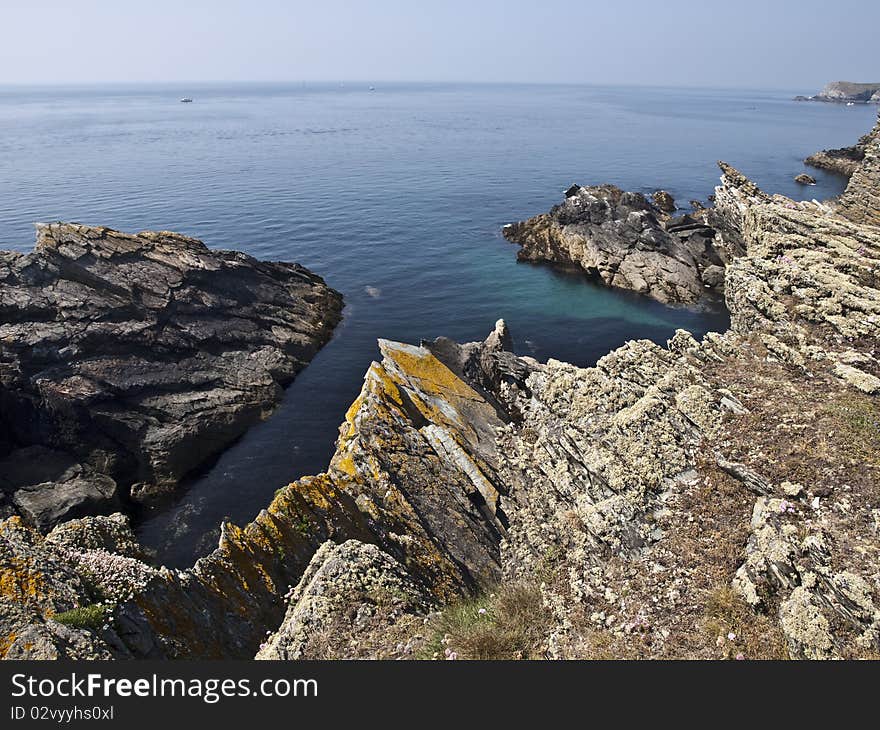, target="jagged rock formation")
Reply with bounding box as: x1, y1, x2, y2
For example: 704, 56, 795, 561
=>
0, 328, 515, 658
836, 113, 880, 227
805, 112, 880, 177
0, 223, 343, 527
2, 118, 879, 661
502, 185, 725, 304
652, 190, 676, 213
795, 173, 816, 186
495, 171, 880, 659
